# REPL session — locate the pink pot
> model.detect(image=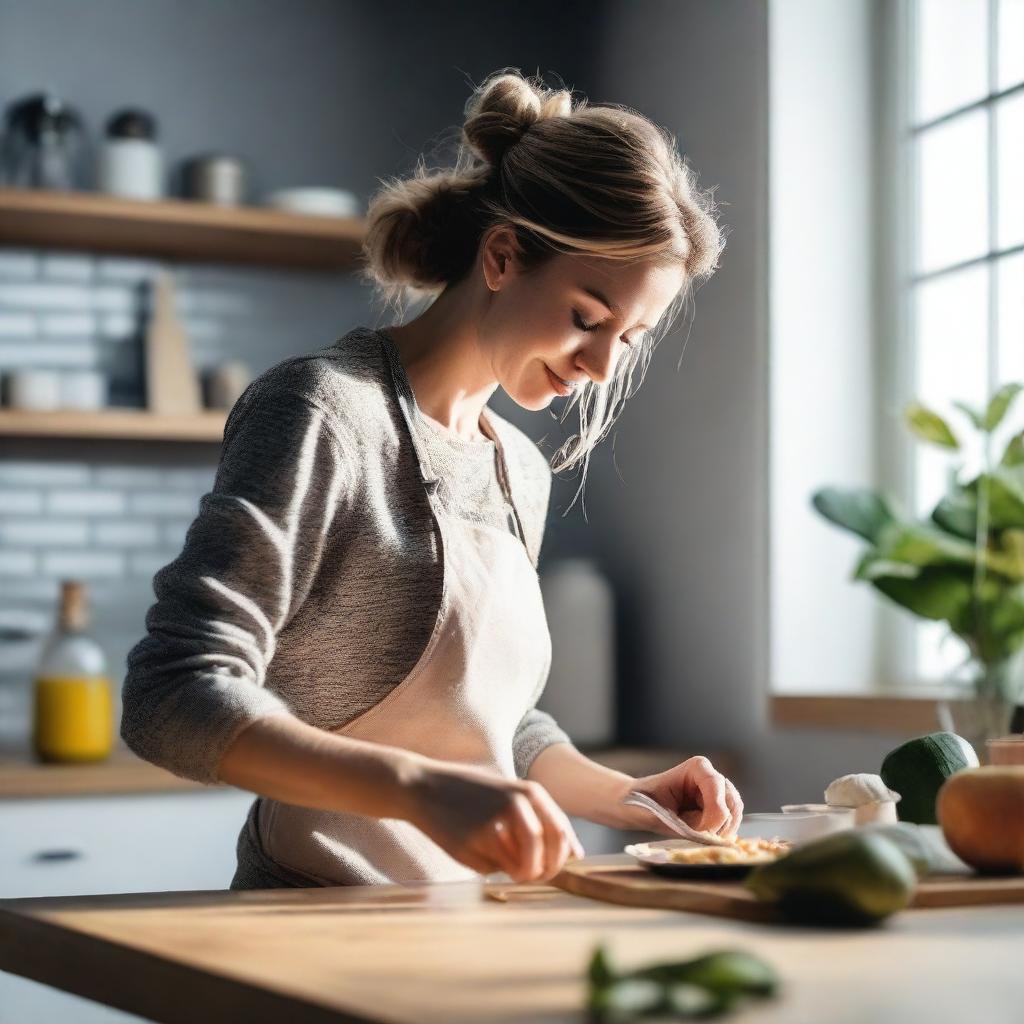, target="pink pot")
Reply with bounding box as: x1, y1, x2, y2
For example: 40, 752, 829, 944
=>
986, 735, 1024, 765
